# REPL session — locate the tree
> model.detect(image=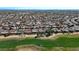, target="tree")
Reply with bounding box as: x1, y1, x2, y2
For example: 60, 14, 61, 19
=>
45, 26, 53, 37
